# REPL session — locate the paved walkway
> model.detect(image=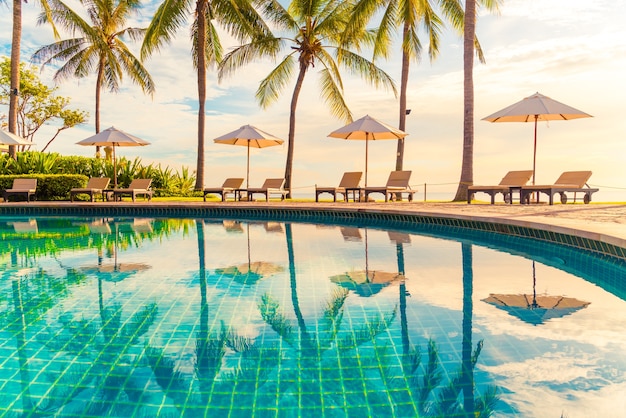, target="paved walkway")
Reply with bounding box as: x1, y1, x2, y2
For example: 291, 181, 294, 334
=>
8, 200, 626, 249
